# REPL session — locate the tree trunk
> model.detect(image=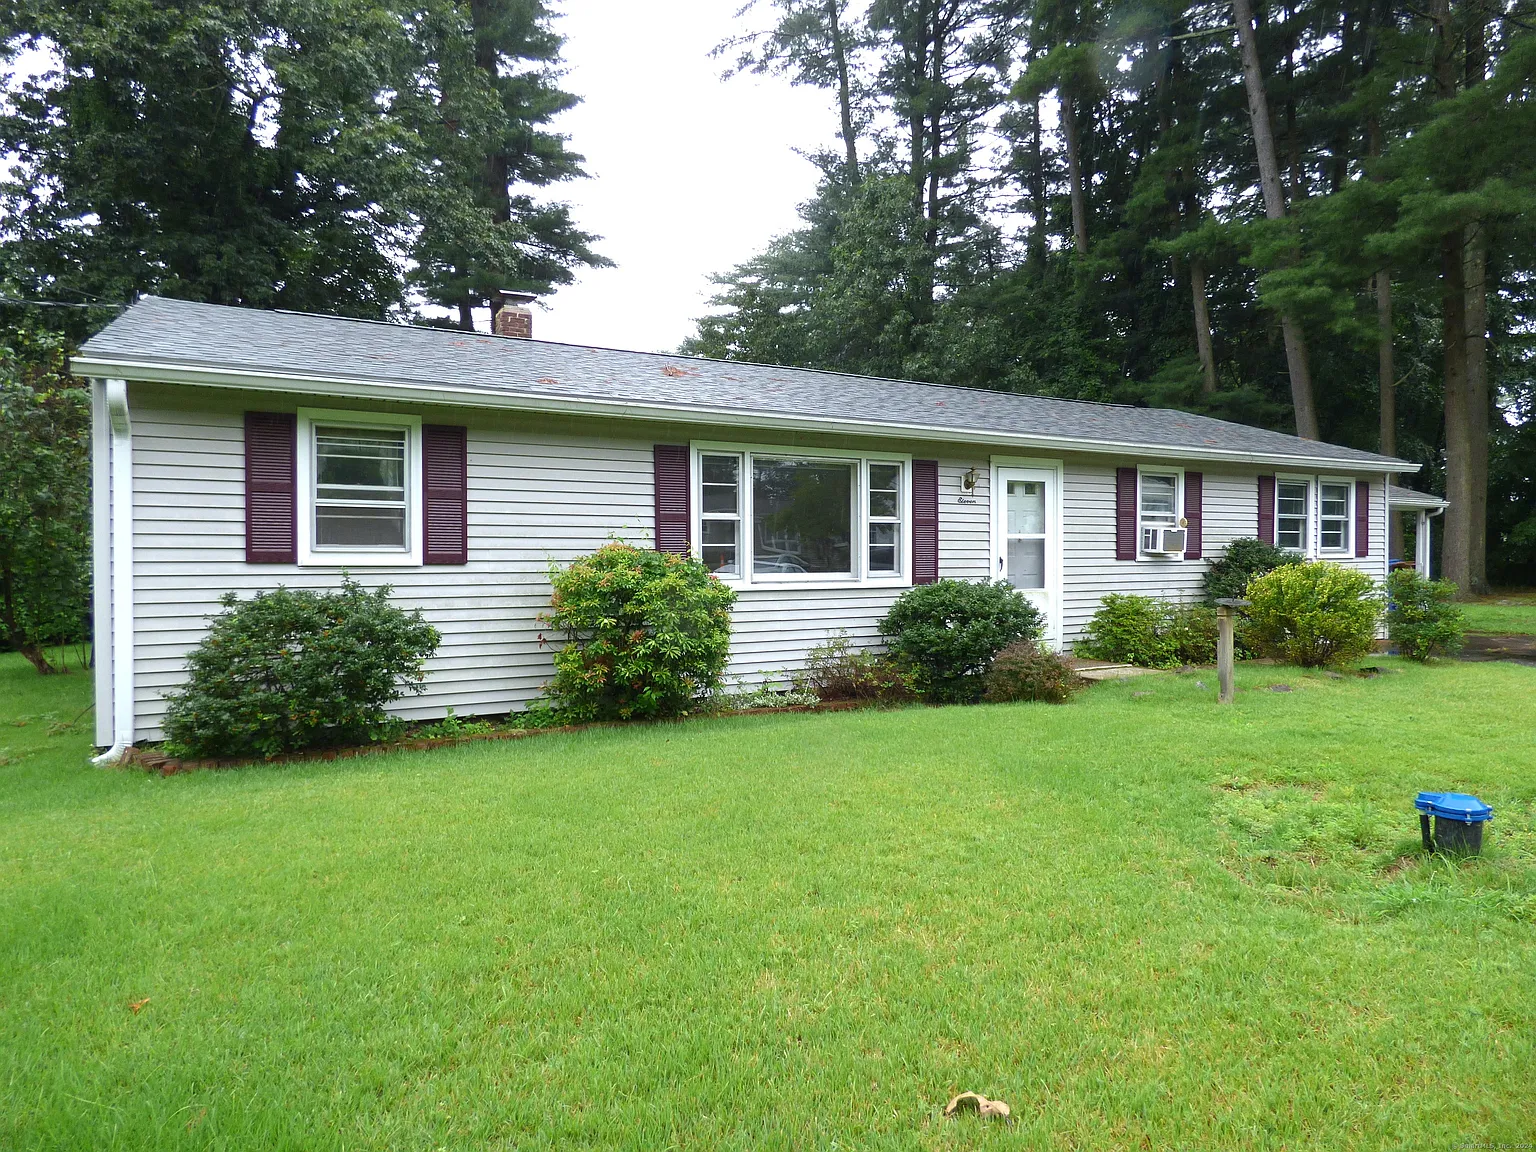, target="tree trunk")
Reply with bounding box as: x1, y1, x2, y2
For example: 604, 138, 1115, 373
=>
1441, 231, 1473, 593
1028, 95, 1047, 268
1232, 0, 1319, 438
1061, 92, 1089, 257
0, 567, 60, 675
1377, 270, 1404, 559
1462, 17, 1489, 593
1464, 223, 1489, 593
1376, 271, 1394, 457
827, 0, 860, 185
1192, 258, 1218, 394
457, 296, 475, 331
